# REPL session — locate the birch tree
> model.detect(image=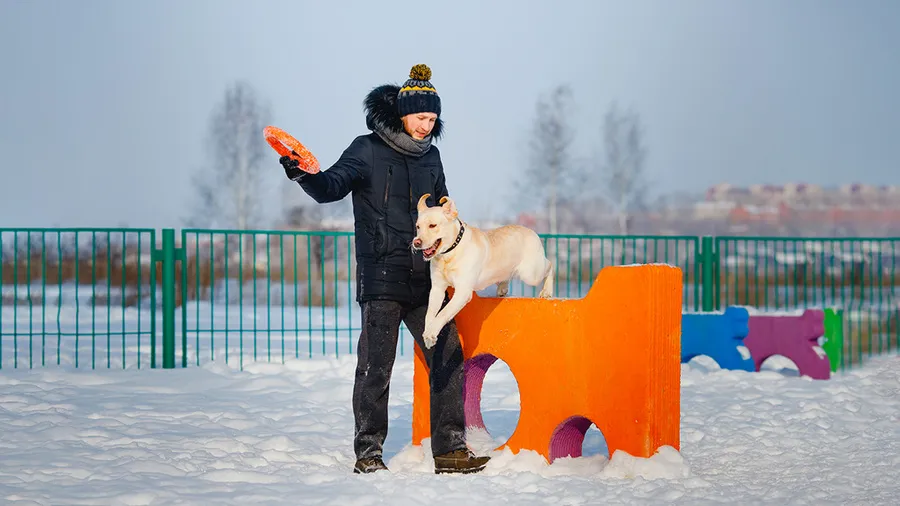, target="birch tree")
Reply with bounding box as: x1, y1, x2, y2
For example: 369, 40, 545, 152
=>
599, 102, 648, 235
519, 84, 579, 235
186, 80, 273, 230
